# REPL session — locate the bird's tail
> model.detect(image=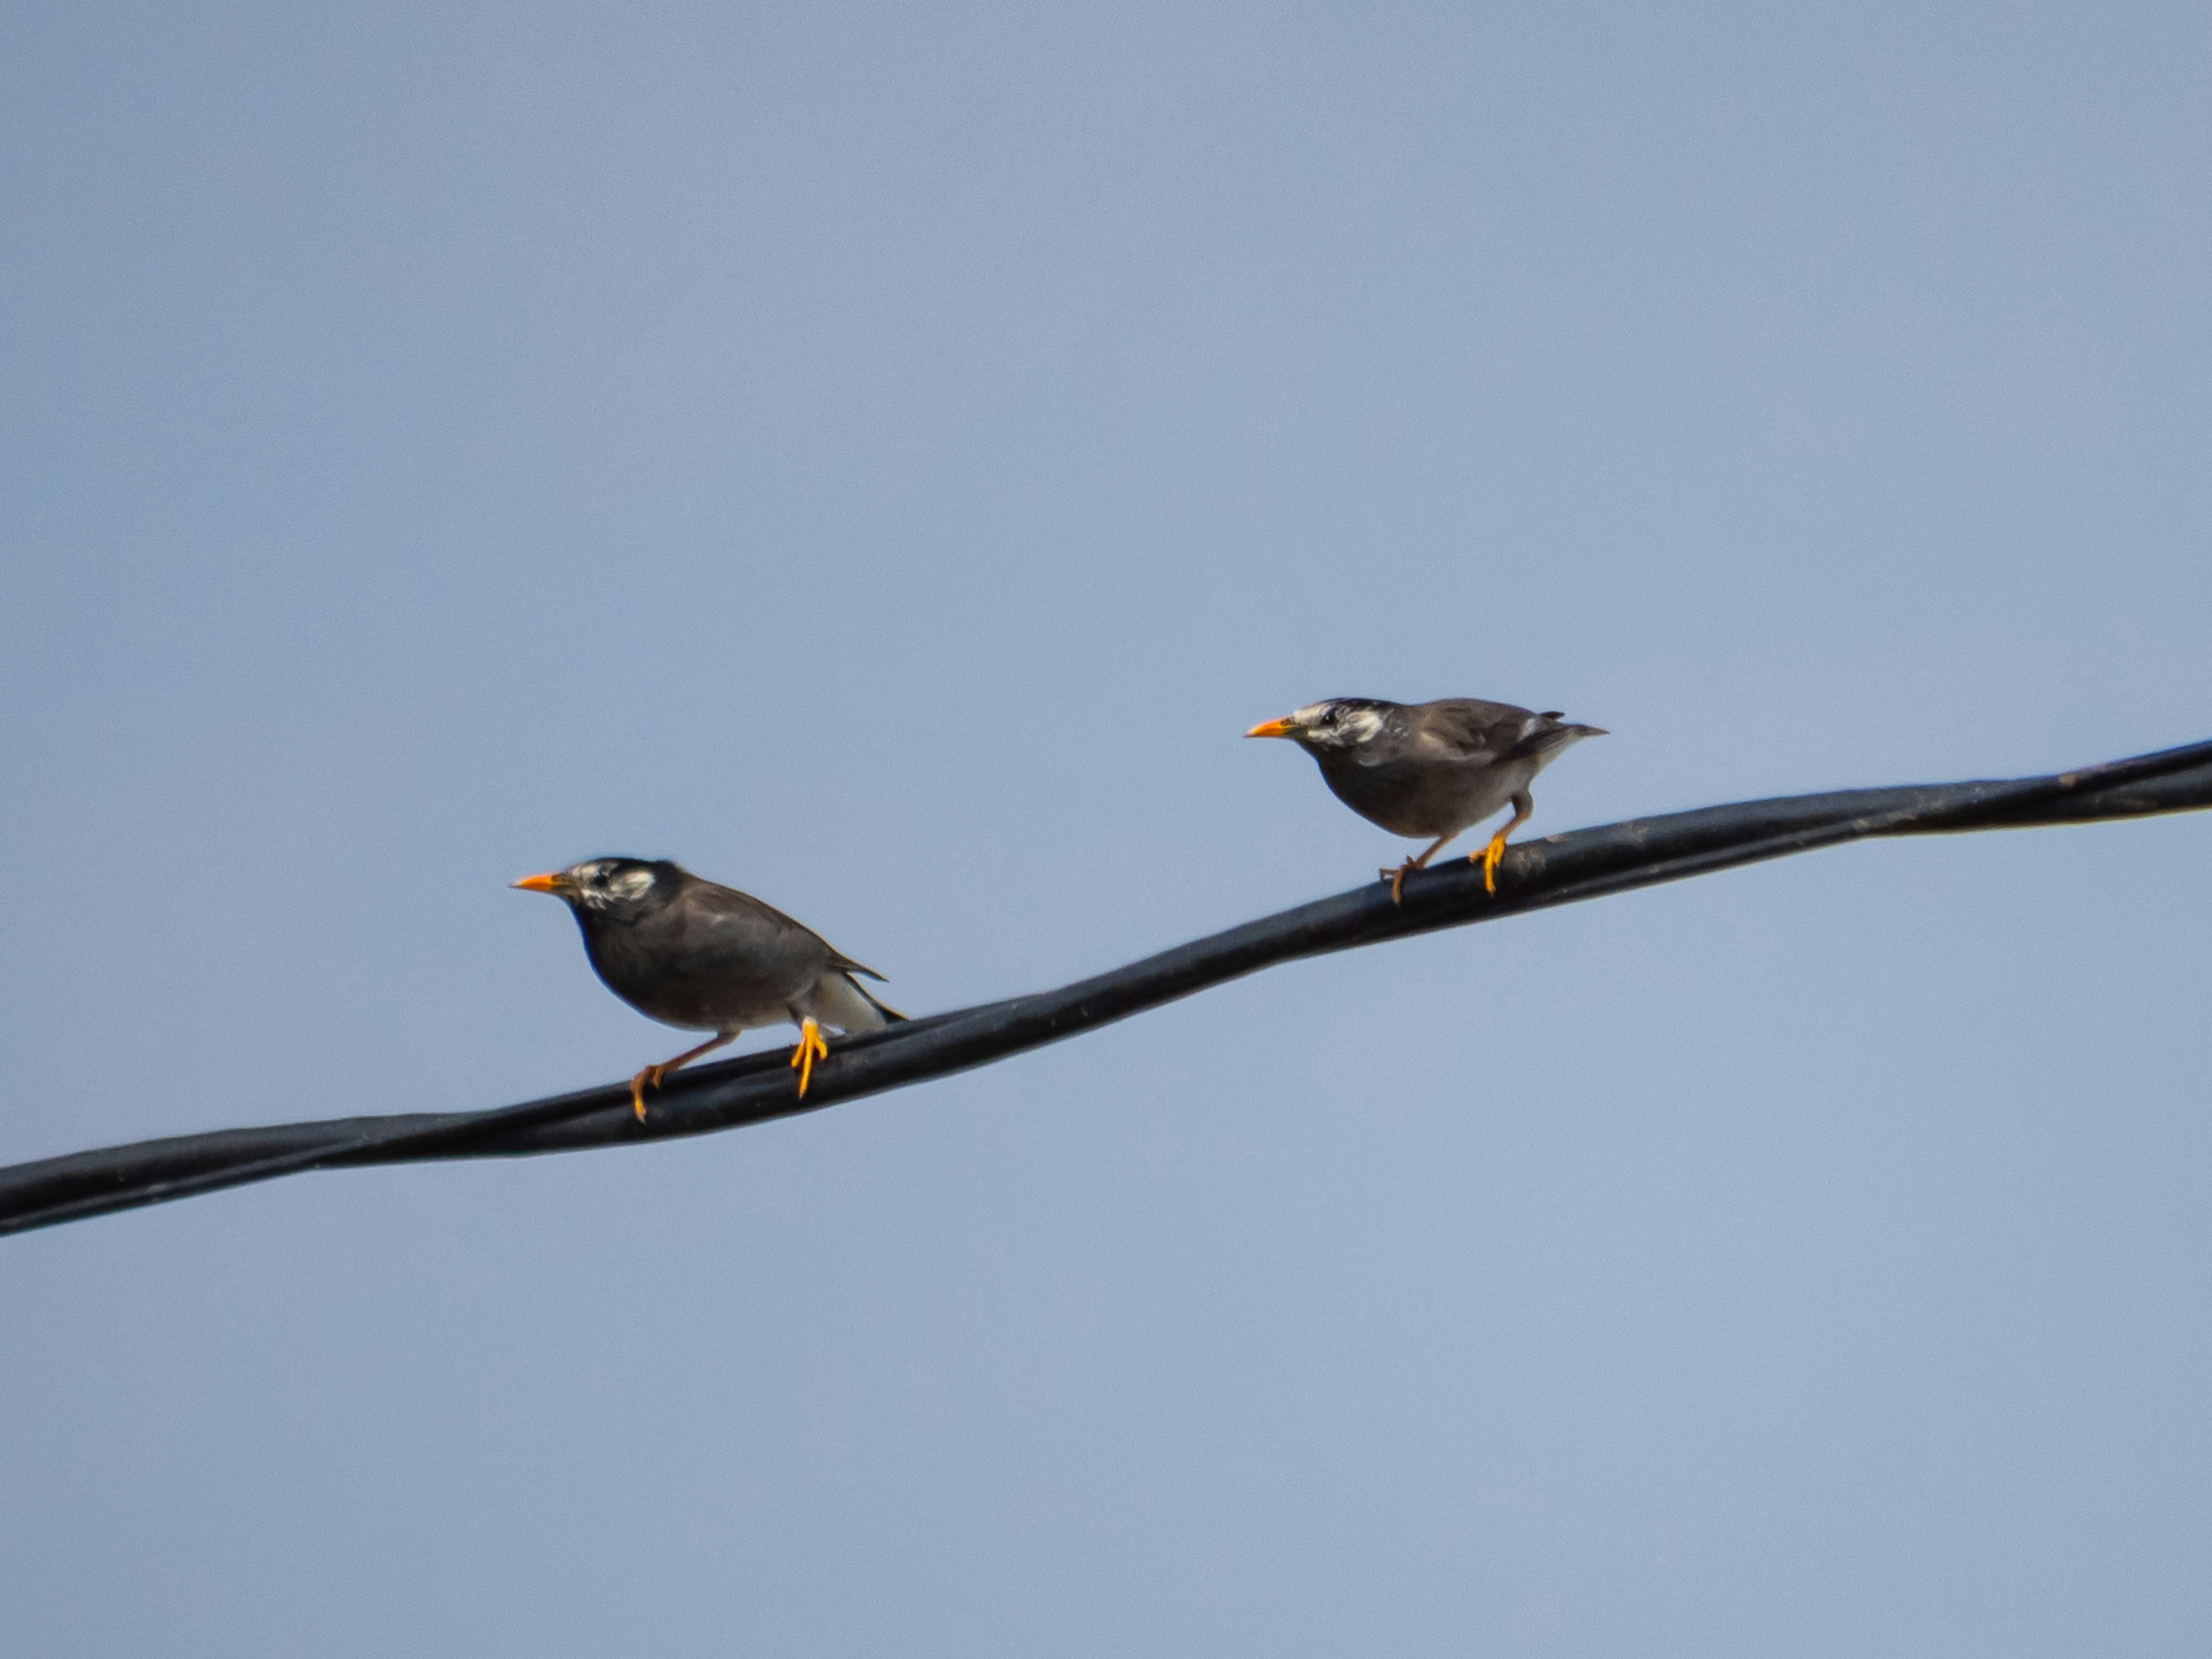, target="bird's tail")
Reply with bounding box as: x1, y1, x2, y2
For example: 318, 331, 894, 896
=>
851, 974, 907, 1025
808, 967, 906, 1031
1515, 715, 1608, 760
